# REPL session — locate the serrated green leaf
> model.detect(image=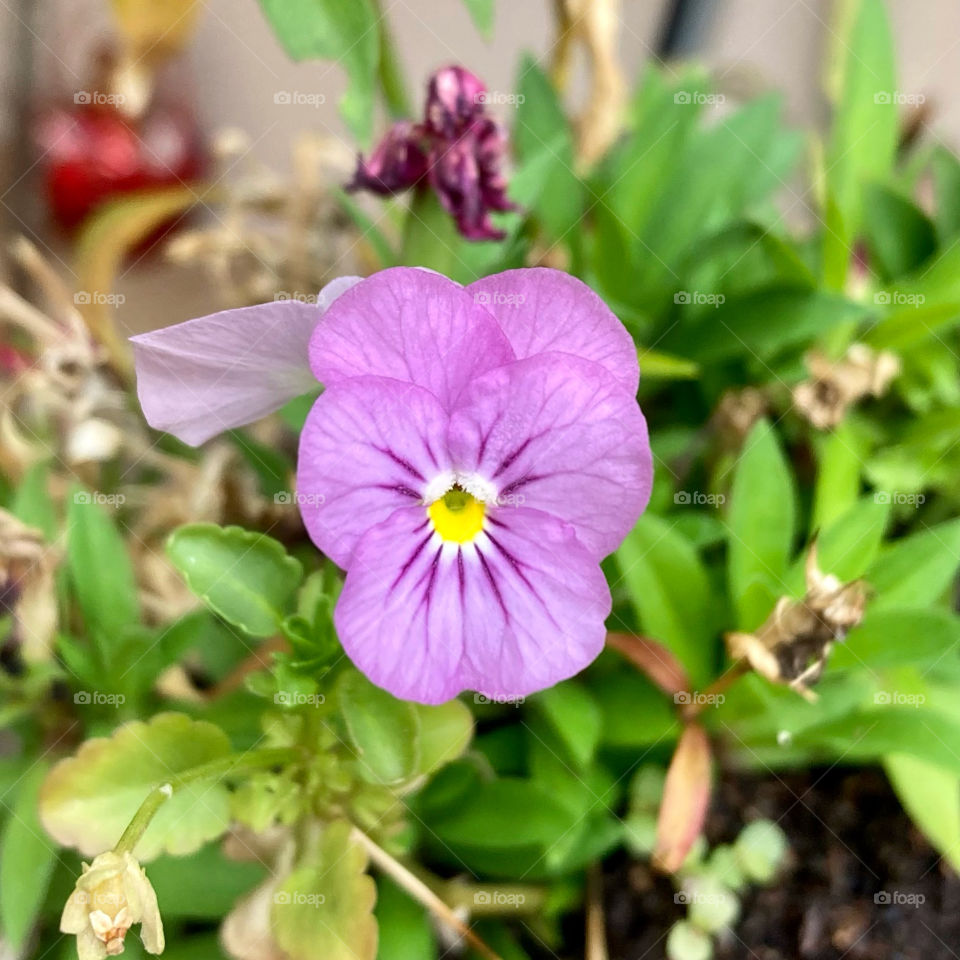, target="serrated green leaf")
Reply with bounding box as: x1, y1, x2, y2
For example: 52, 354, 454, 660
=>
727, 420, 796, 629
338, 669, 419, 785
39, 712, 233, 860
273, 821, 377, 960
167, 524, 303, 636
